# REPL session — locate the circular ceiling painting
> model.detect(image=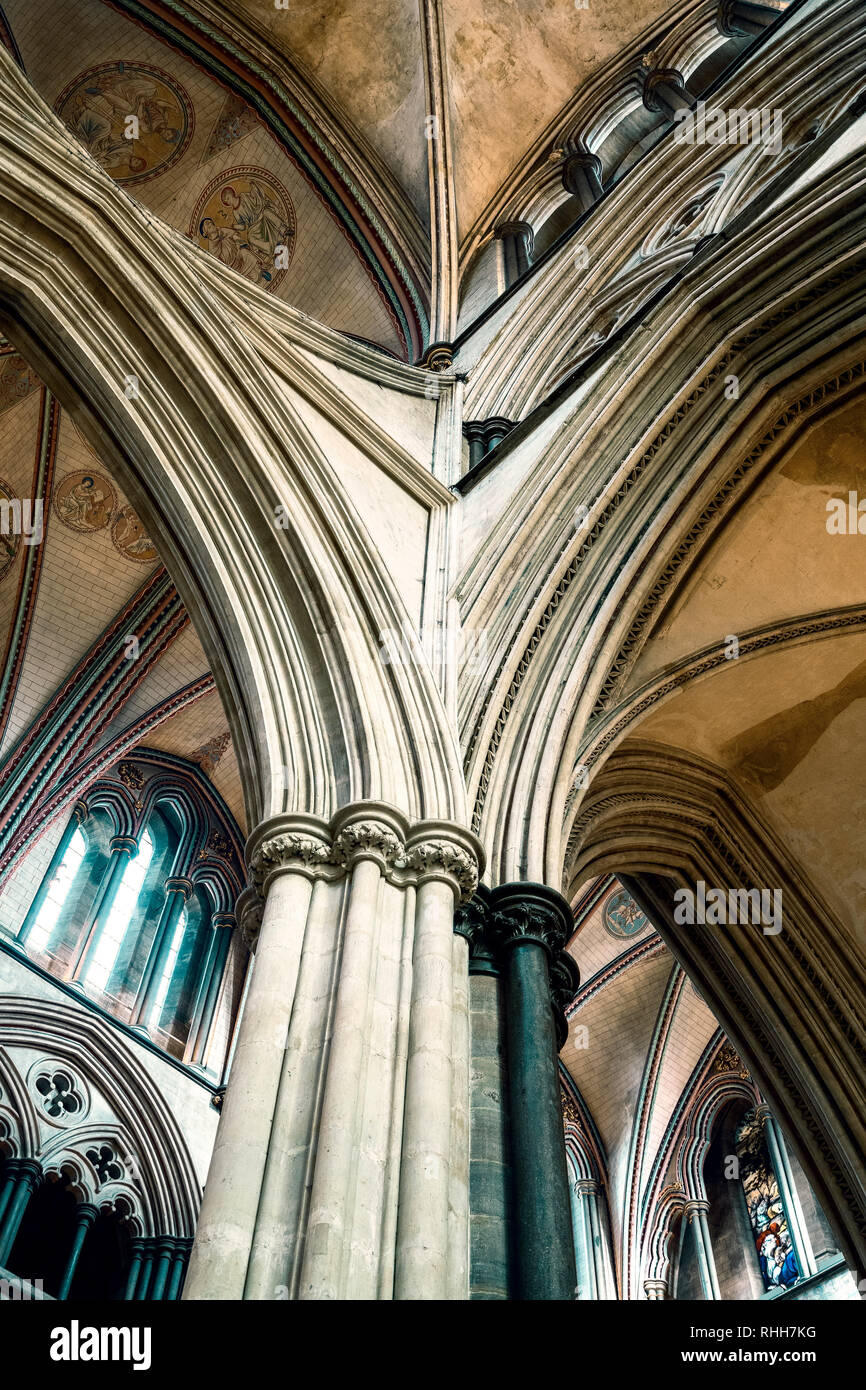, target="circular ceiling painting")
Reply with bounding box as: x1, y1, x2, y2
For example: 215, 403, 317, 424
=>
53, 471, 115, 533
0, 475, 20, 582
602, 888, 649, 940
56, 62, 194, 184
112, 505, 159, 565
190, 166, 296, 292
